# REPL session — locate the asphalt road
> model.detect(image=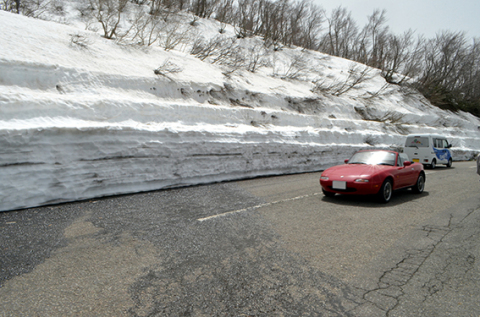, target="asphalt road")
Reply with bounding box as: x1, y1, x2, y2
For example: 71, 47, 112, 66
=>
1, 161, 479, 316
